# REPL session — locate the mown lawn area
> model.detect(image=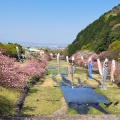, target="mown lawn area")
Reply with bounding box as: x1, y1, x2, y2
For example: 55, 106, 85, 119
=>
93, 87, 120, 114
0, 86, 20, 115
21, 73, 63, 114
